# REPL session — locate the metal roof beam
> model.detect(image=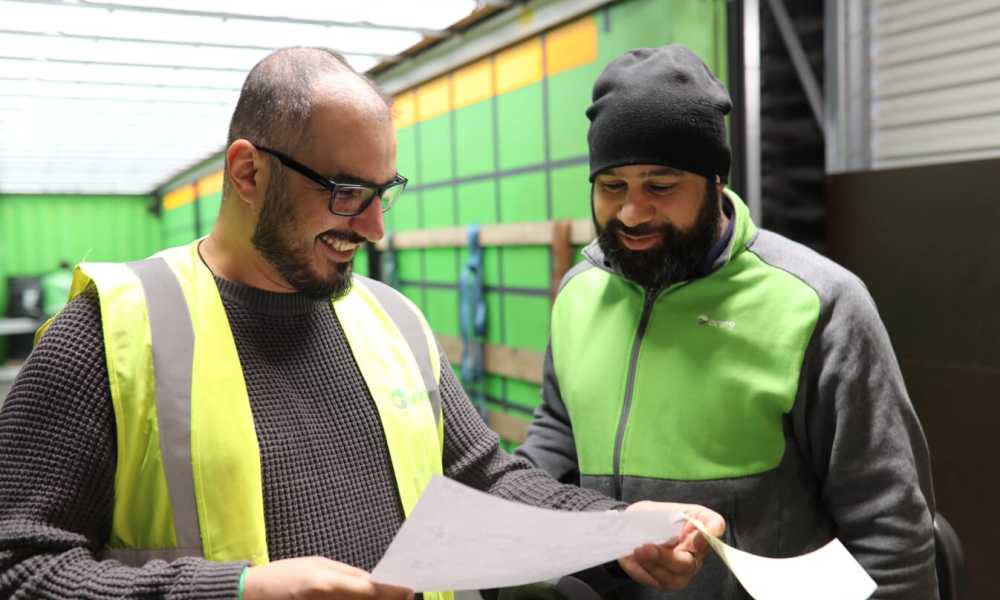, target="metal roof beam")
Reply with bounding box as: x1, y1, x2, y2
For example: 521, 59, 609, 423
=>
0, 28, 393, 59
13, 0, 446, 37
